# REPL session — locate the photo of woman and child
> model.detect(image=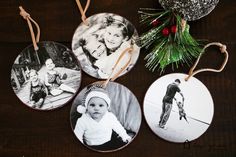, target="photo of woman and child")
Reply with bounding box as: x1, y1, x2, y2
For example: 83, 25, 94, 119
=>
70, 82, 142, 152
72, 13, 140, 79
11, 41, 81, 110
